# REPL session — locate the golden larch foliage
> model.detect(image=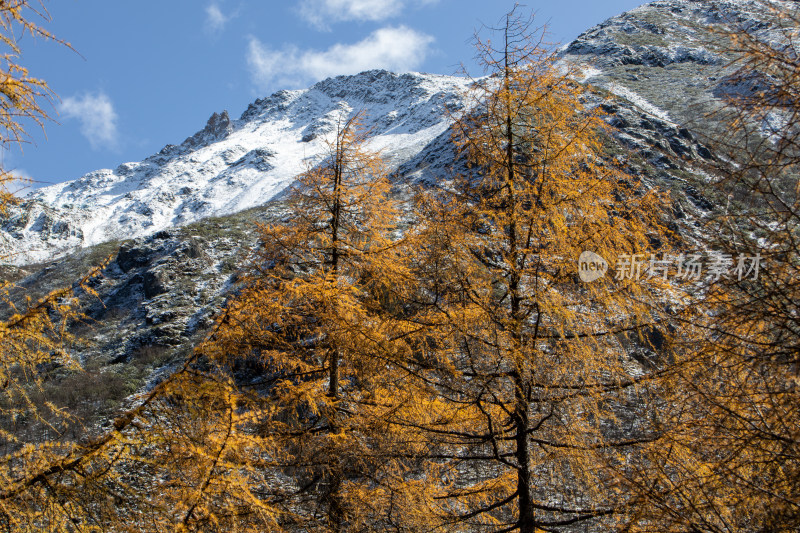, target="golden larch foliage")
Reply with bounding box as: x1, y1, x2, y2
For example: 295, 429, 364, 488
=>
381, 8, 678, 532
621, 2, 800, 531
